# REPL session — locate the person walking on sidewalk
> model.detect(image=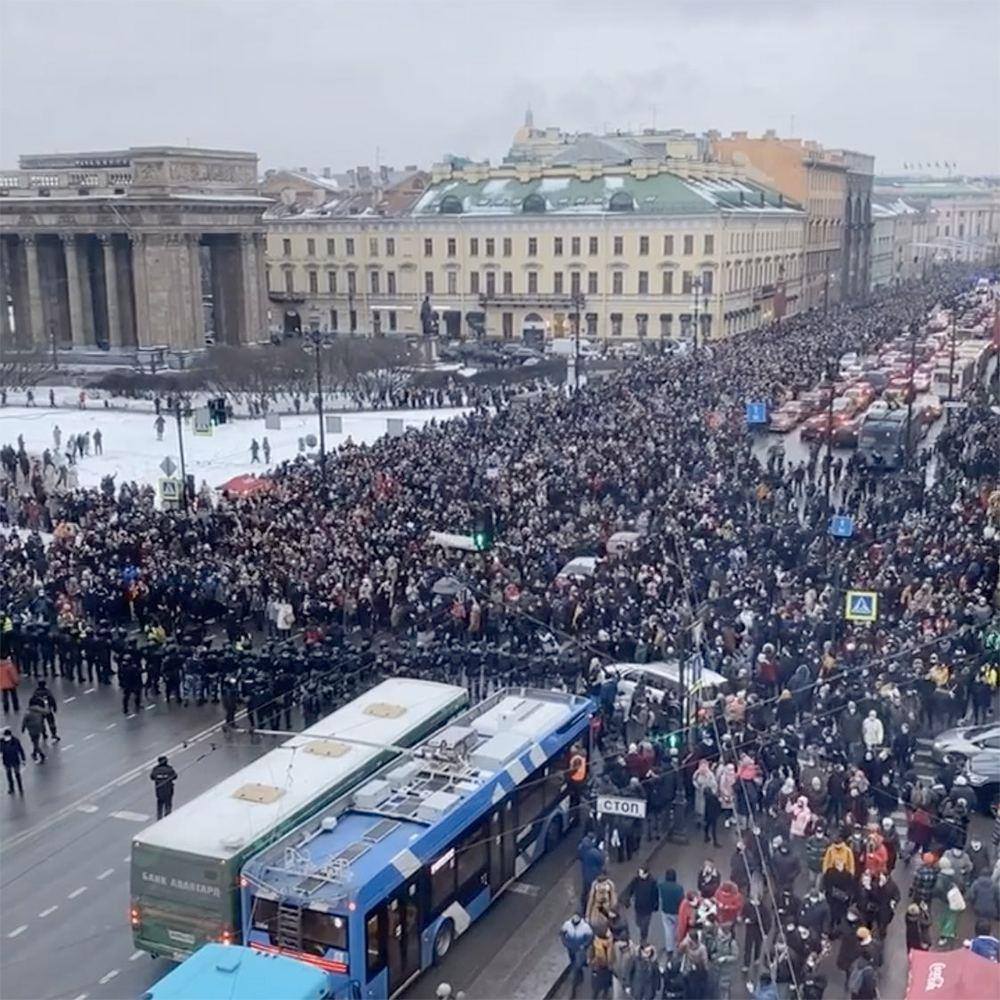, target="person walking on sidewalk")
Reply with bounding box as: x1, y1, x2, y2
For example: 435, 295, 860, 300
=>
2, 727, 26, 794
150, 755, 178, 818
560, 913, 594, 1000
622, 865, 659, 946
657, 869, 684, 959
1, 653, 20, 714
28, 680, 58, 740
578, 832, 606, 913
21, 704, 47, 763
